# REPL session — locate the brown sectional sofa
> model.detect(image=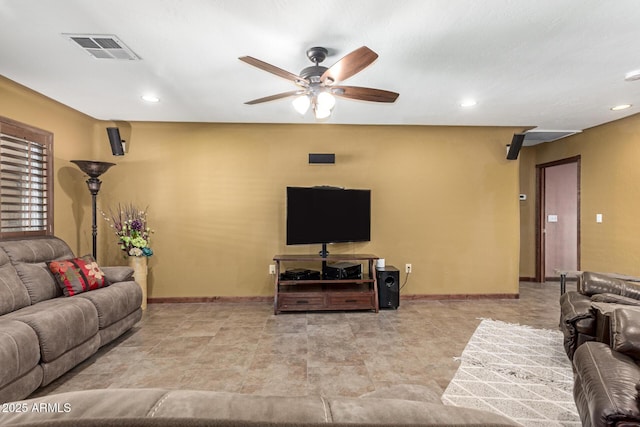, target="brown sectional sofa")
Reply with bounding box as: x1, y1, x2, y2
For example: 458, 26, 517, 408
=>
560, 271, 640, 426
560, 271, 640, 359
0, 236, 142, 403
0, 387, 520, 426
573, 307, 640, 427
